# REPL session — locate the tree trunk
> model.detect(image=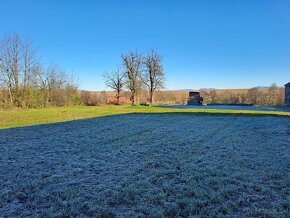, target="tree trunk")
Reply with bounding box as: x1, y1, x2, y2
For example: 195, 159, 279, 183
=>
8, 86, 13, 105
130, 90, 136, 106
116, 90, 120, 105
149, 90, 154, 104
